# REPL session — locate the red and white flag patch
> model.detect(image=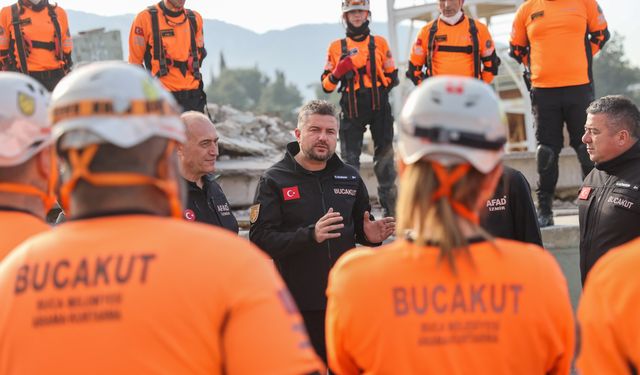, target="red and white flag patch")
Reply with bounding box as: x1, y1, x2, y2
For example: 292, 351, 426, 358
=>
282, 186, 300, 201
578, 187, 592, 200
